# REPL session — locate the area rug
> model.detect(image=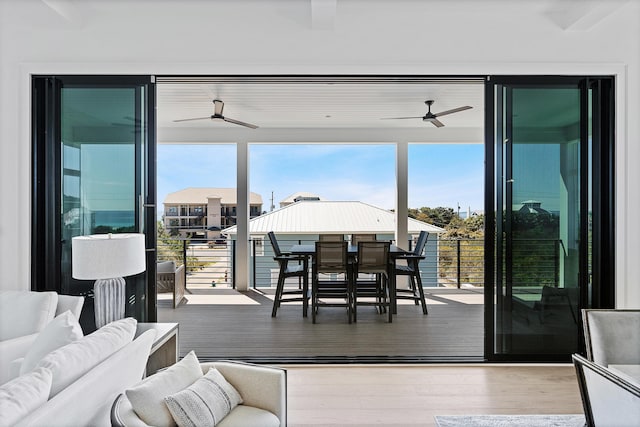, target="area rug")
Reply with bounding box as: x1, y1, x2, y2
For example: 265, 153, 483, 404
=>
434, 414, 585, 427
